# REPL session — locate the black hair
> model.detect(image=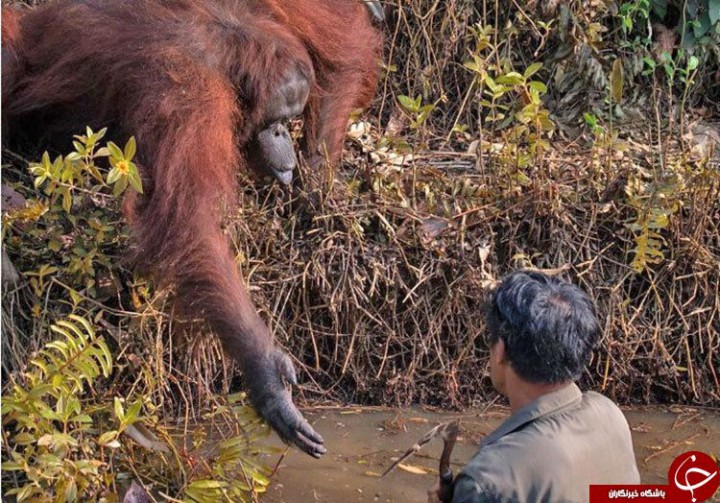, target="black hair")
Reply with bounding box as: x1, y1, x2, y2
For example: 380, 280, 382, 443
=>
485, 270, 600, 384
